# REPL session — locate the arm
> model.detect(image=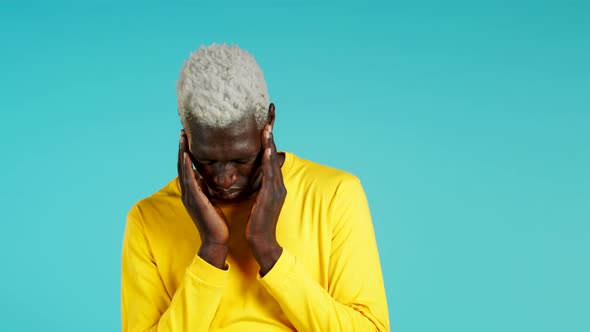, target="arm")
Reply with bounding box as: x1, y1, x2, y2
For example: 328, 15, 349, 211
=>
258, 177, 390, 331
246, 109, 389, 330
121, 205, 229, 332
